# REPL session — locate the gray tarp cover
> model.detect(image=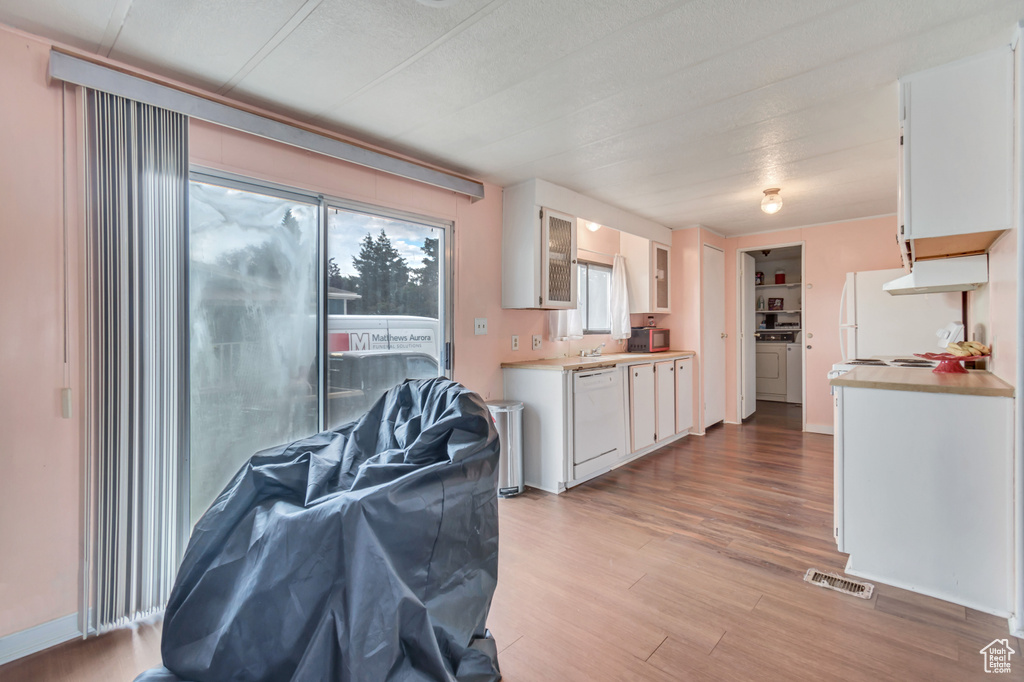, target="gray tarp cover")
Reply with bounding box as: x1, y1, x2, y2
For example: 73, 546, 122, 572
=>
135, 378, 501, 682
